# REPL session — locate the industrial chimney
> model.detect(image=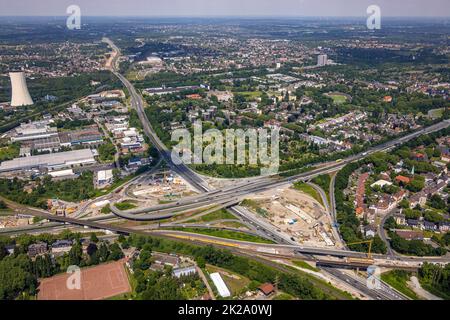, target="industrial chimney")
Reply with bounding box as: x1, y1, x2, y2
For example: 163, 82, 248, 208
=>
9, 72, 34, 107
